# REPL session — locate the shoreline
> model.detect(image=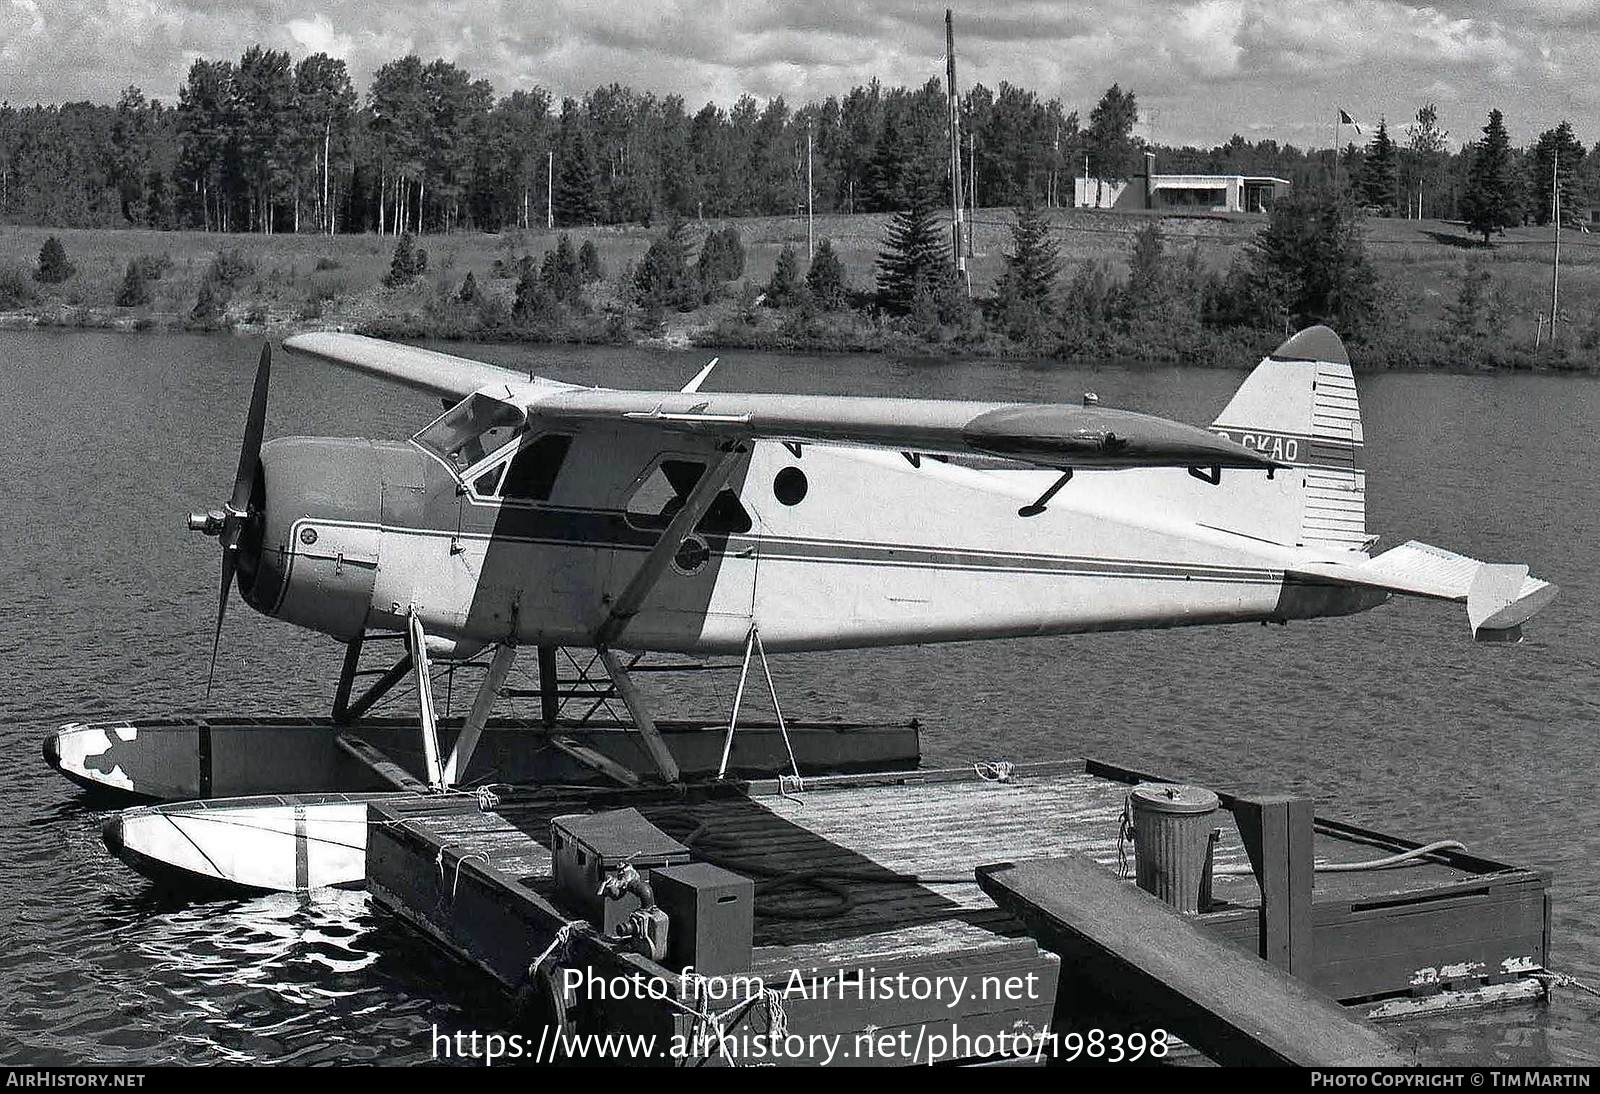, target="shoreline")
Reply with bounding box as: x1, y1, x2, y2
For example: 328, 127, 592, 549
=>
2, 213, 1596, 375
4, 302, 1595, 378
